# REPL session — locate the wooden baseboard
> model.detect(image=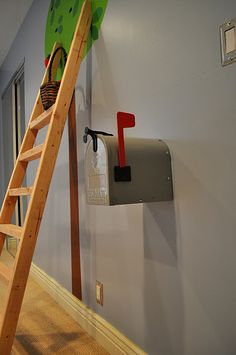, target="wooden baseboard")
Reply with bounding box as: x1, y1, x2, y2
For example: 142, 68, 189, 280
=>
30, 263, 147, 355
